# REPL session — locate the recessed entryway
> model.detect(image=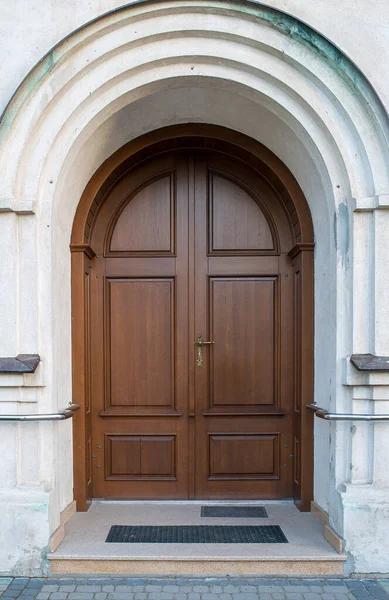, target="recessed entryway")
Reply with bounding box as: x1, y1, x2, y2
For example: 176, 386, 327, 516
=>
71, 125, 314, 509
